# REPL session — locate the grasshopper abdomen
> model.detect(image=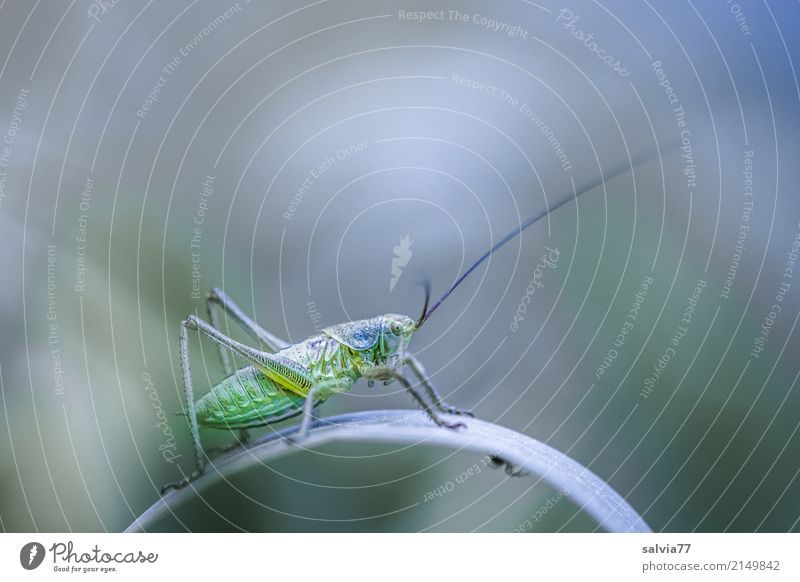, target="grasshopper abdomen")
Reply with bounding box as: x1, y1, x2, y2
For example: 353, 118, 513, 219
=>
195, 366, 305, 429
